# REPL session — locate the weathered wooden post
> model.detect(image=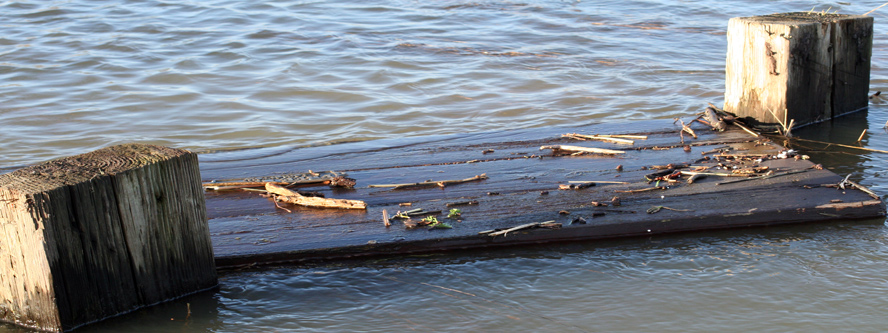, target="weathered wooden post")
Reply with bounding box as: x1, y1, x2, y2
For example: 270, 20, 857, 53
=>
725, 12, 873, 128
0, 144, 217, 332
